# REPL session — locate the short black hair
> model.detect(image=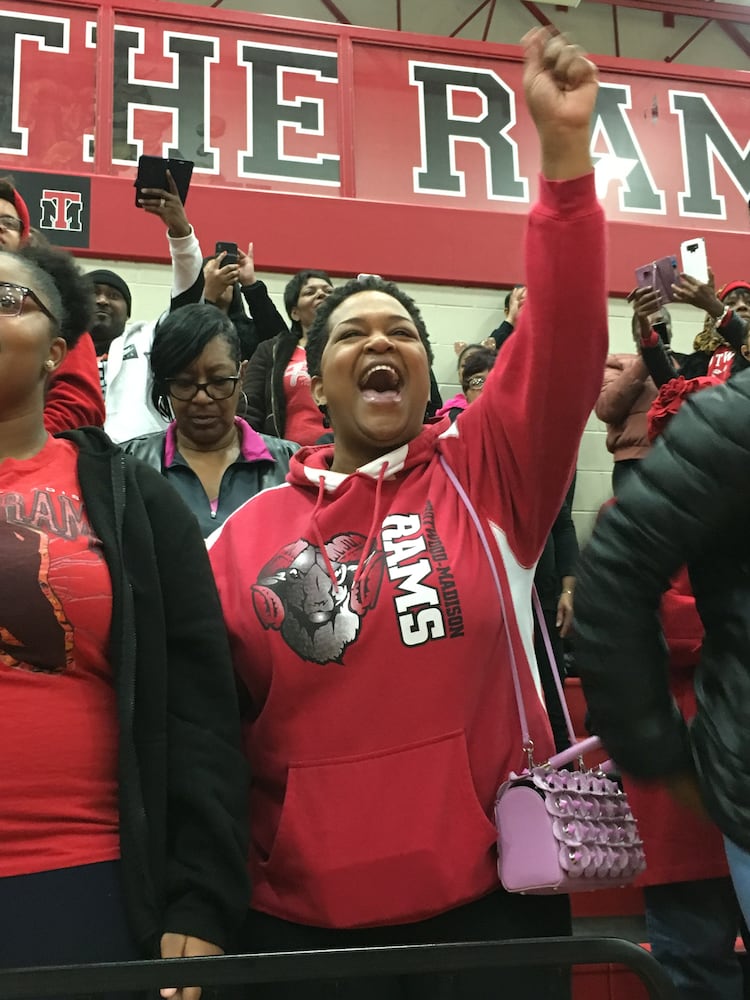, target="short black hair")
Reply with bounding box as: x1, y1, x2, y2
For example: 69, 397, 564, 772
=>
283, 269, 332, 335
306, 275, 434, 378
461, 347, 496, 391
150, 303, 241, 419
13, 243, 94, 347
456, 343, 485, 370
